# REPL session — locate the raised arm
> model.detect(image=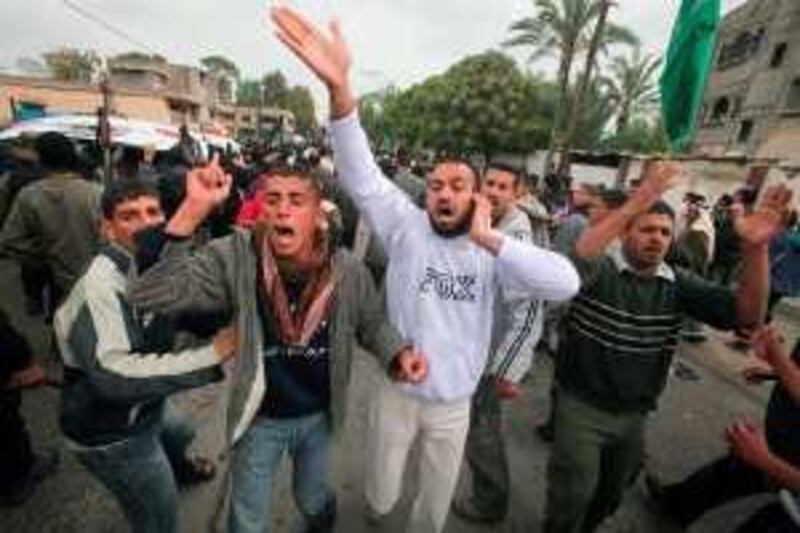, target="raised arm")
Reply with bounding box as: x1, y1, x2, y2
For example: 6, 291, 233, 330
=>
270, 7, 420, 249
55, 281, 236, 404
574, 160, 680, 259
733, 185, 794, 328
128, 157, 236, 316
